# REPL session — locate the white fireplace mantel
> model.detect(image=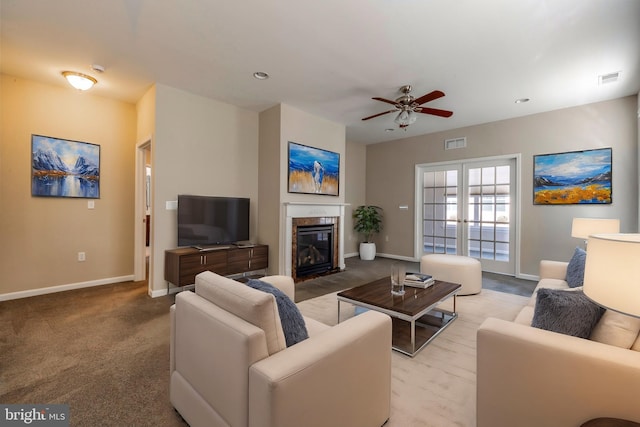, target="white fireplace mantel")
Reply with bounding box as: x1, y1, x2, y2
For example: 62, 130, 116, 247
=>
281, 202, 349, 277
